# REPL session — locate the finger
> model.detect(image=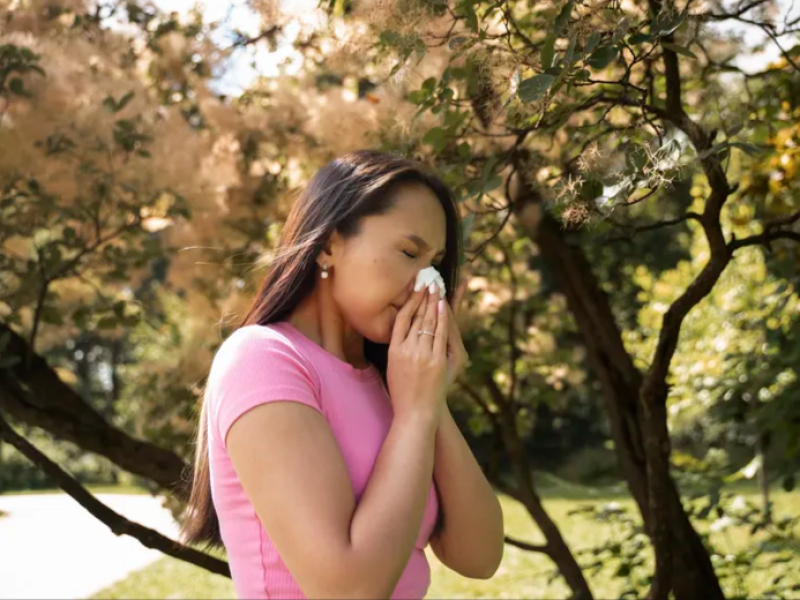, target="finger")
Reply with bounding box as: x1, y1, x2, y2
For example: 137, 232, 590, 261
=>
433, 295, 448, 357
391, 286, 425, 345
419, 285, 440, 347
406, 287, 430, 343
